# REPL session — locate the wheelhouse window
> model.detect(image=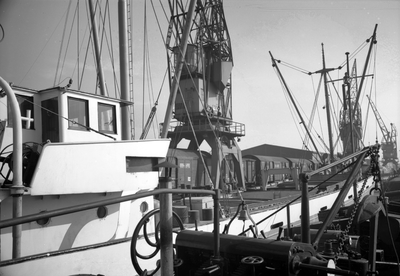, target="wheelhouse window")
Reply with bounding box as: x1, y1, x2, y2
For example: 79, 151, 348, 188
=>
8, 94, 35, 129
98, 103, 116, 134
68, 97, 89, 130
